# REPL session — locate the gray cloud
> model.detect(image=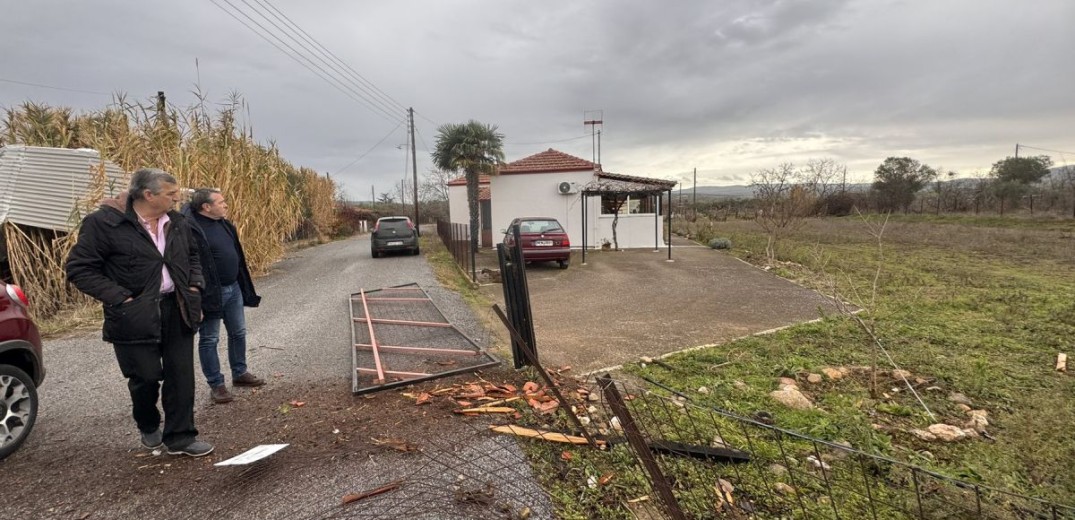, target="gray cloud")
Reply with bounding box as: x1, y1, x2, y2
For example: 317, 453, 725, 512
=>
2, 0, 1073, 198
